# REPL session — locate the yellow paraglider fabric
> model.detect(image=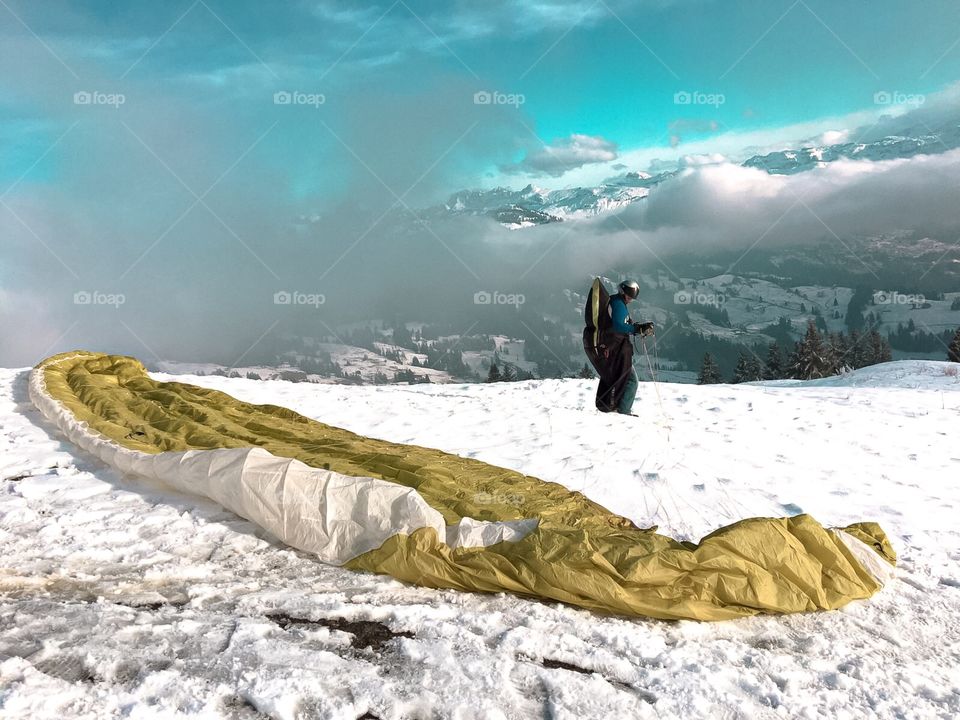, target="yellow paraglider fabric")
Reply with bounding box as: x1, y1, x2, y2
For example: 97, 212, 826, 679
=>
33, 351, 895, 621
